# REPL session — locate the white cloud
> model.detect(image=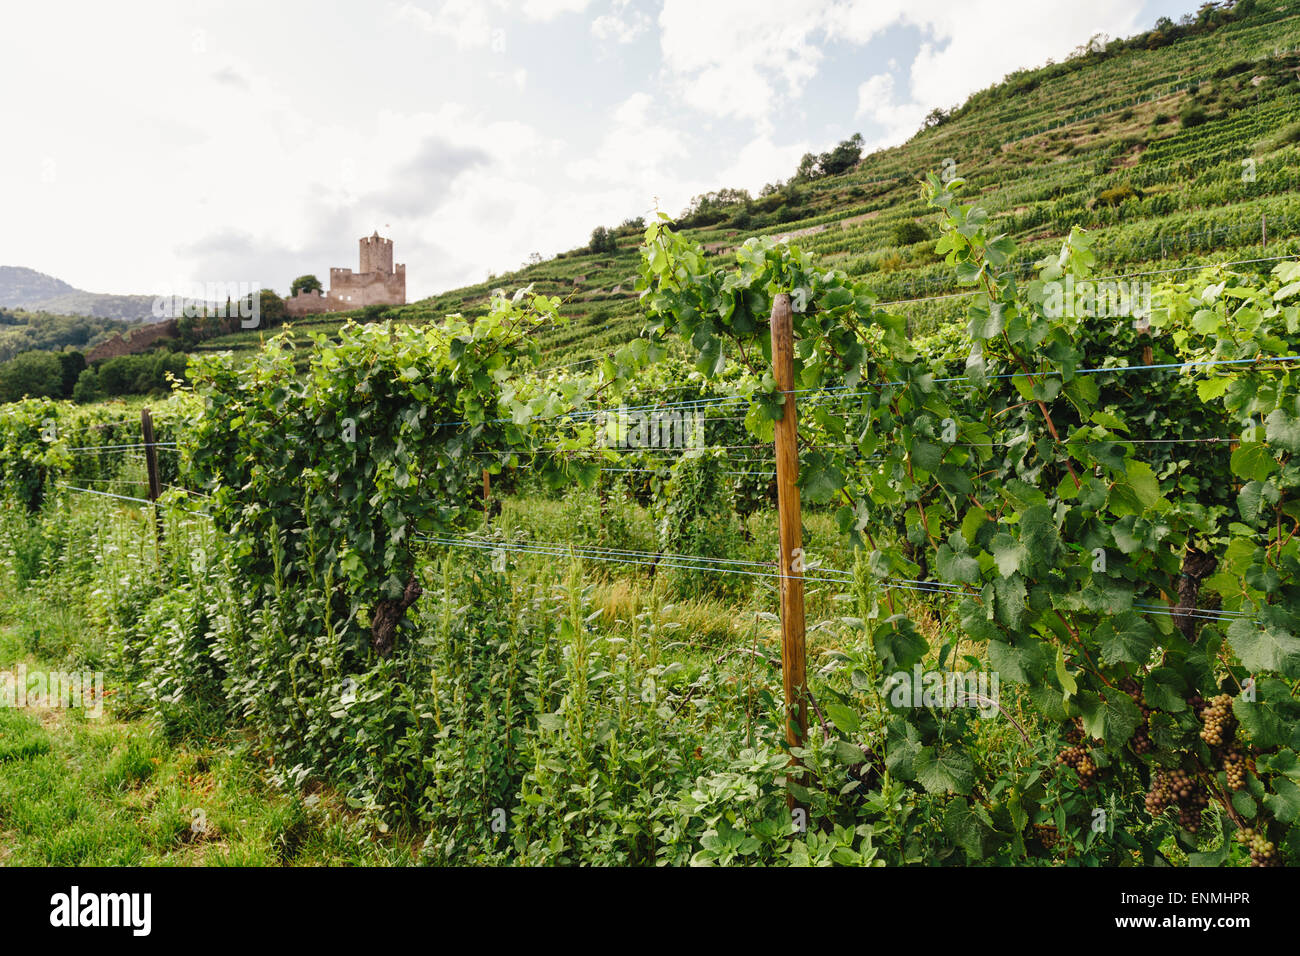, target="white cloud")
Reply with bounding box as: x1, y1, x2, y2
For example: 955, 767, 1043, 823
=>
592, 0, 650, 44
567, 92, 693, 206
519, 0, 594, 20
885, 0, 1131, 110
712, 133, 815, 196
658, 0, 828, 126
659, 0, 1148, 135
855, 72, 928, 151
0, 0, 1163, 303
391, 0, 591, 51
392, 0, 495, 49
